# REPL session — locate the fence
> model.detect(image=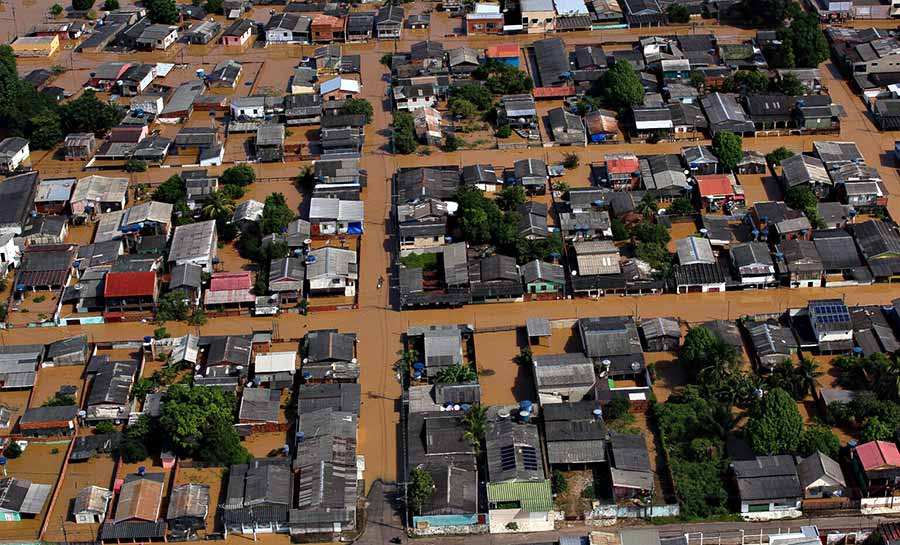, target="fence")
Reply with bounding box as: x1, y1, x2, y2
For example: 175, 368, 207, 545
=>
586, 503, 680, 520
